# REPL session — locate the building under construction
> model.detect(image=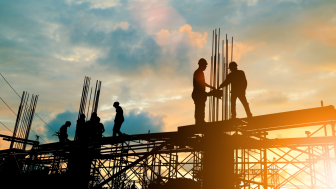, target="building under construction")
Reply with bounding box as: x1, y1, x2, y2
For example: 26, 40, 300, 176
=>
1, 29, 336, 189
